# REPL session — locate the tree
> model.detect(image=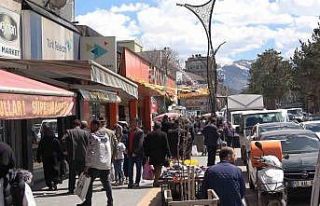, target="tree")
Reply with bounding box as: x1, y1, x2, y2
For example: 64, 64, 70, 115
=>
292, 22, 320, 113
248, 49, 292, 109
